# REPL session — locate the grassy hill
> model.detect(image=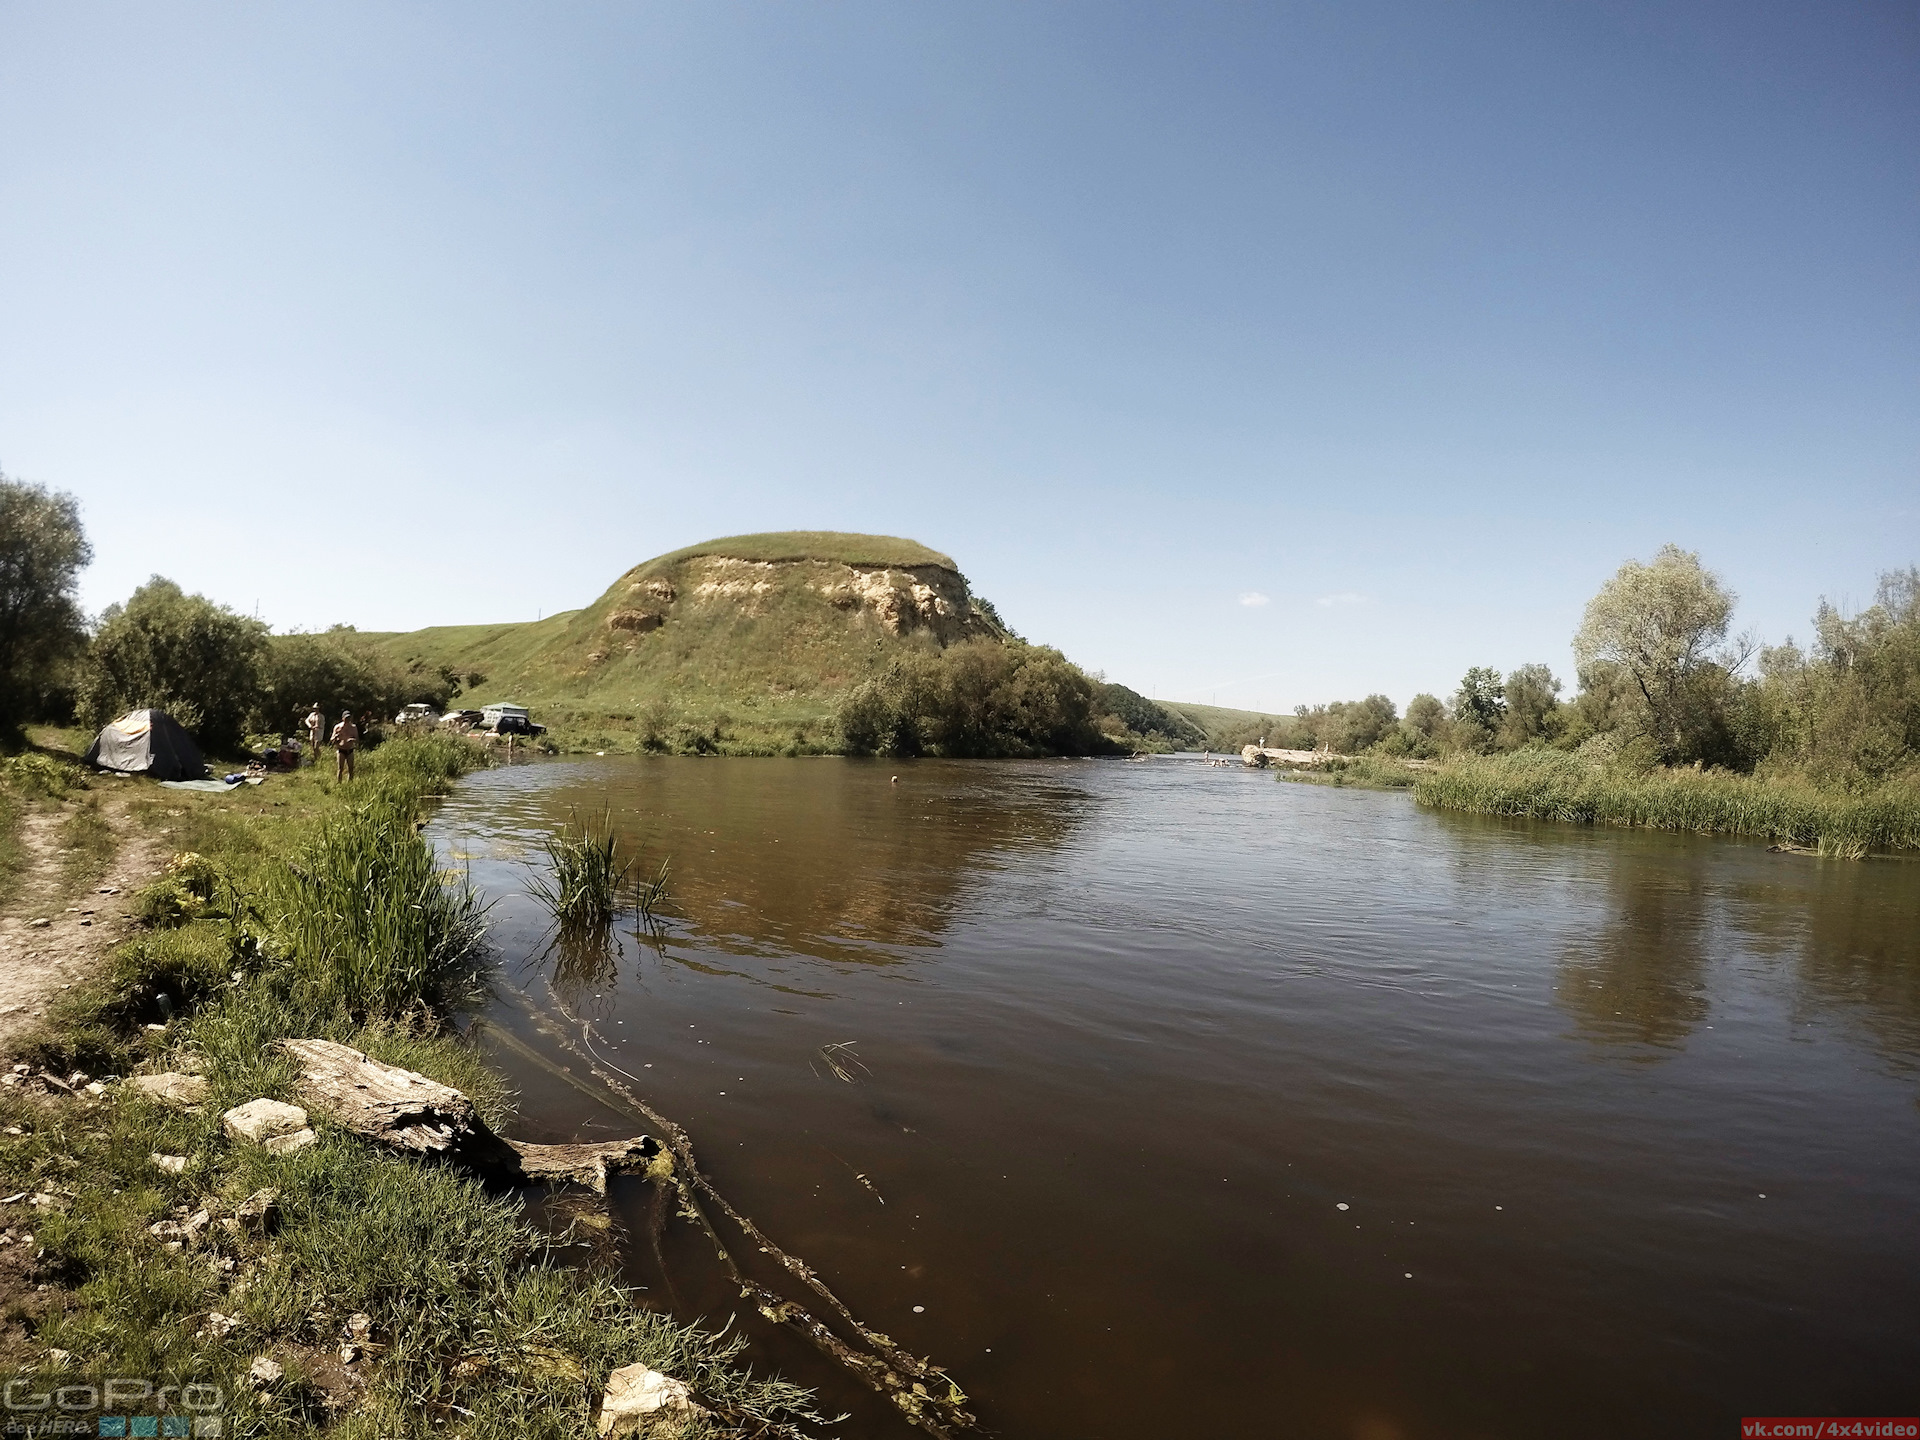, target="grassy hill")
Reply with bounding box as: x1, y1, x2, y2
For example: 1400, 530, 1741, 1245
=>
1161, 701, 1297, 751
360, 532, 1000, 754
